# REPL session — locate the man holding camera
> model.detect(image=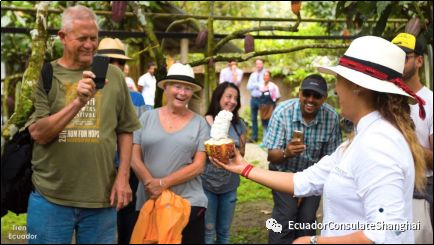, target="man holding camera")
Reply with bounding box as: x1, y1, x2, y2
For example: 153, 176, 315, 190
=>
27, 5, 140, 244
264, 74, 342, 244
